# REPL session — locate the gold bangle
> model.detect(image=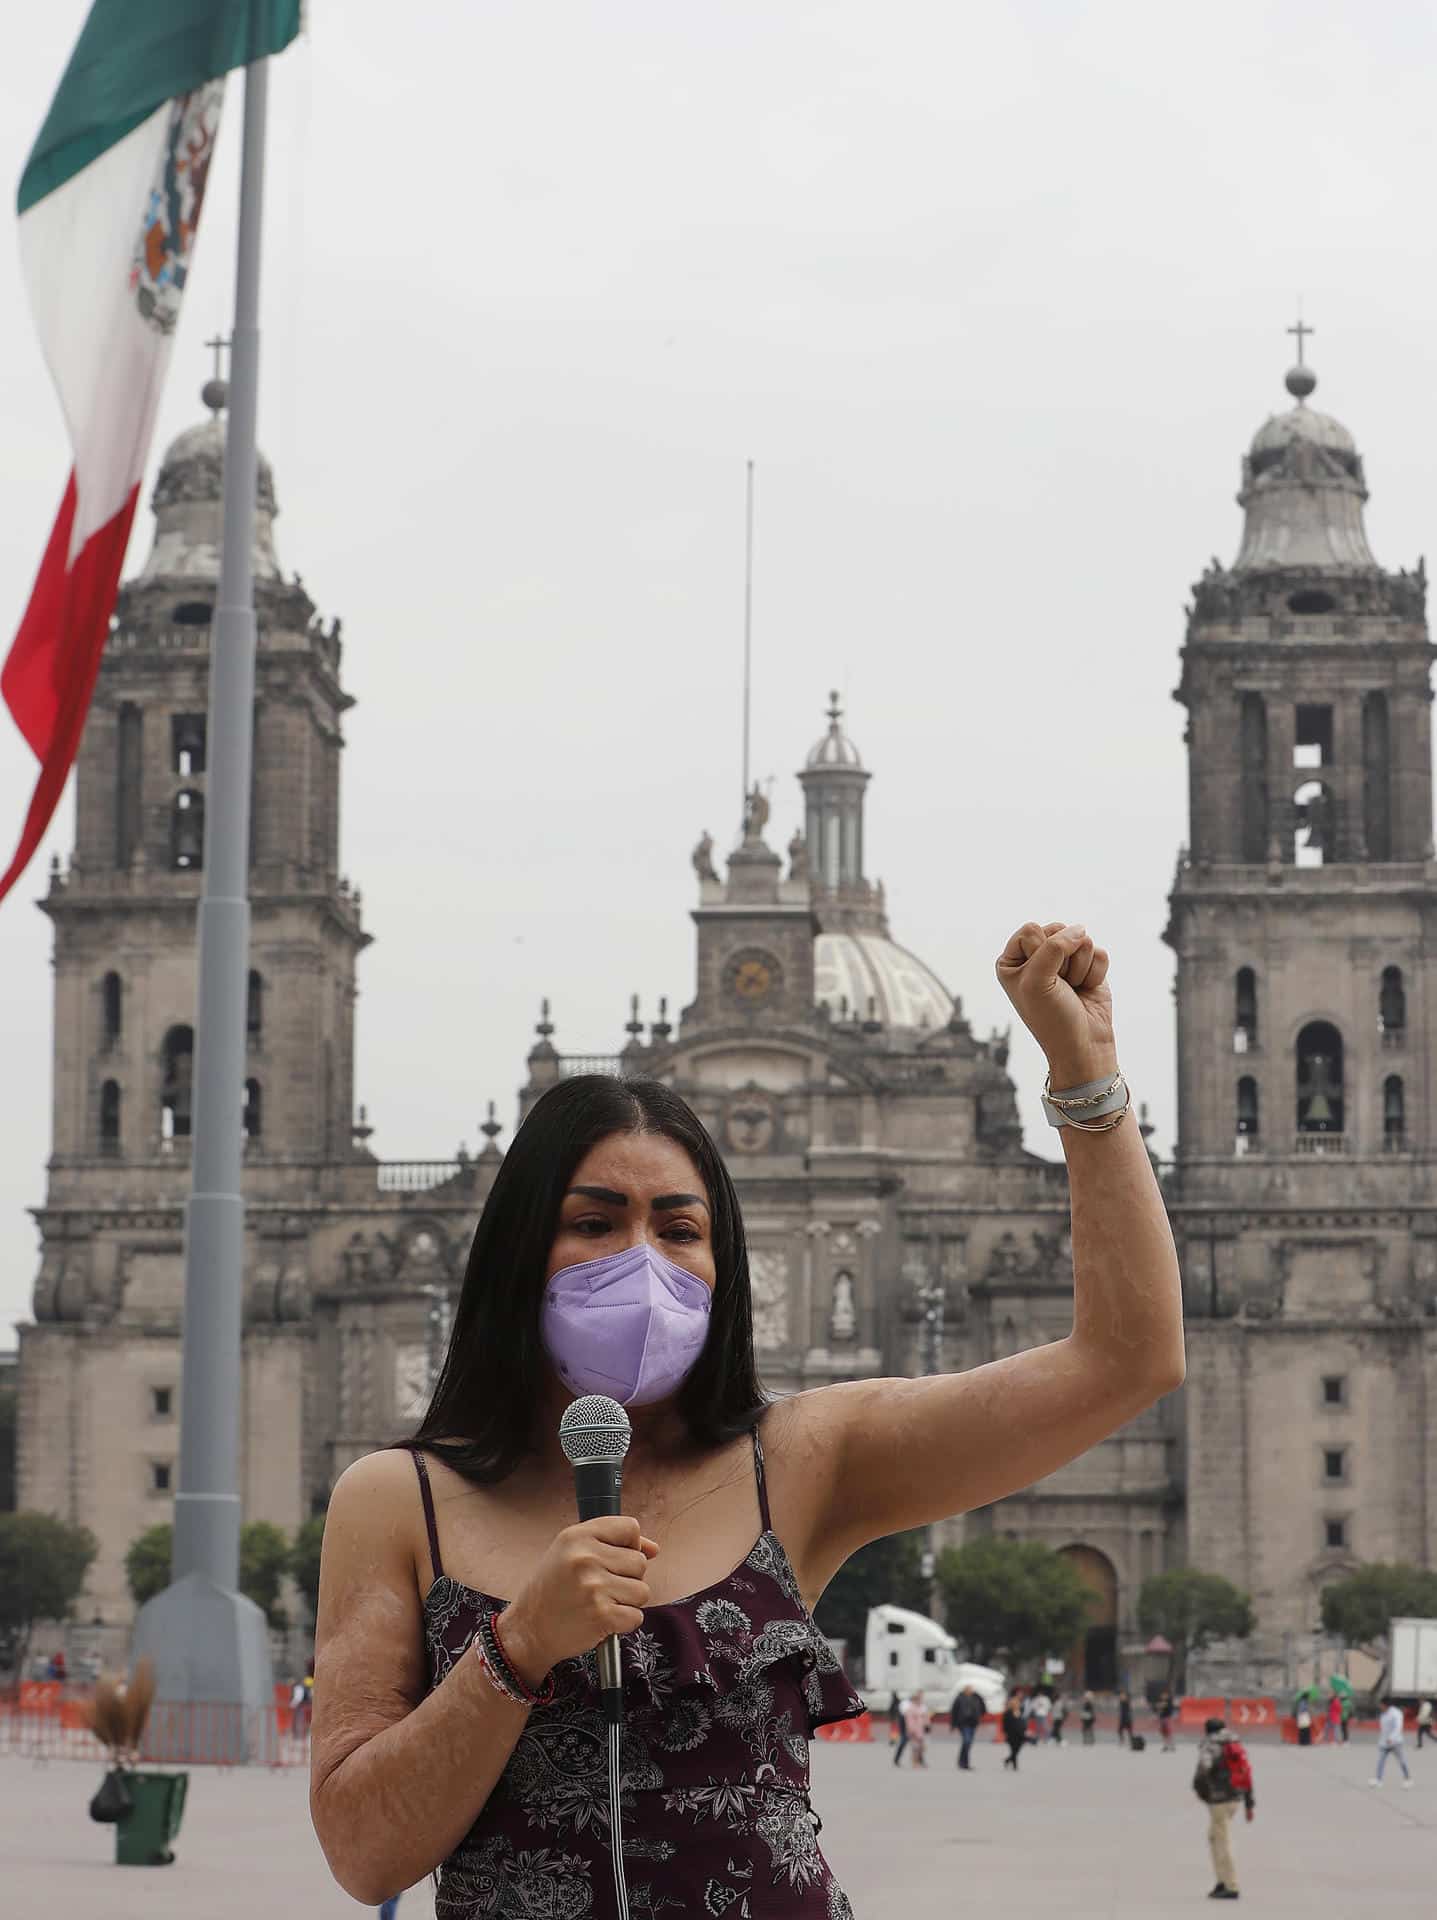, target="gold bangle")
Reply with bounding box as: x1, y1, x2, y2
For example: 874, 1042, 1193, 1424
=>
1063, 1087, 1132, 1134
